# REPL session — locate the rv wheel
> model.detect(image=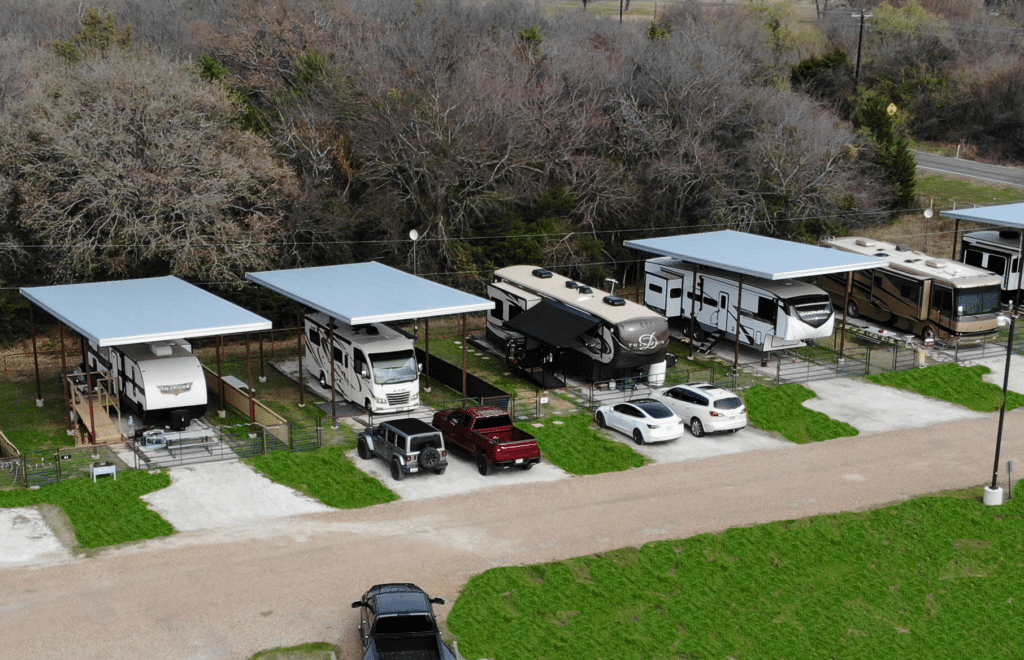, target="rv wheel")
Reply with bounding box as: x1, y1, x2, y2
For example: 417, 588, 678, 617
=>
922, 326, 936, 341
846, 300, 860, 319
318, 372, 328, 389
692, 326, 706, 343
